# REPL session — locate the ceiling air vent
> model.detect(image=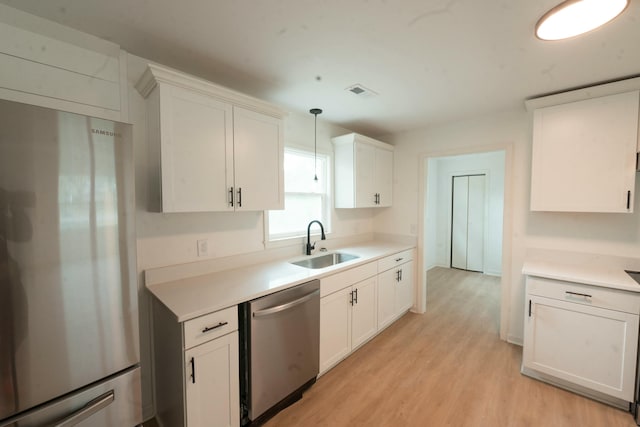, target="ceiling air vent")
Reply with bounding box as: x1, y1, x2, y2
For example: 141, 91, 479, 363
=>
346, 84, 378, 98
